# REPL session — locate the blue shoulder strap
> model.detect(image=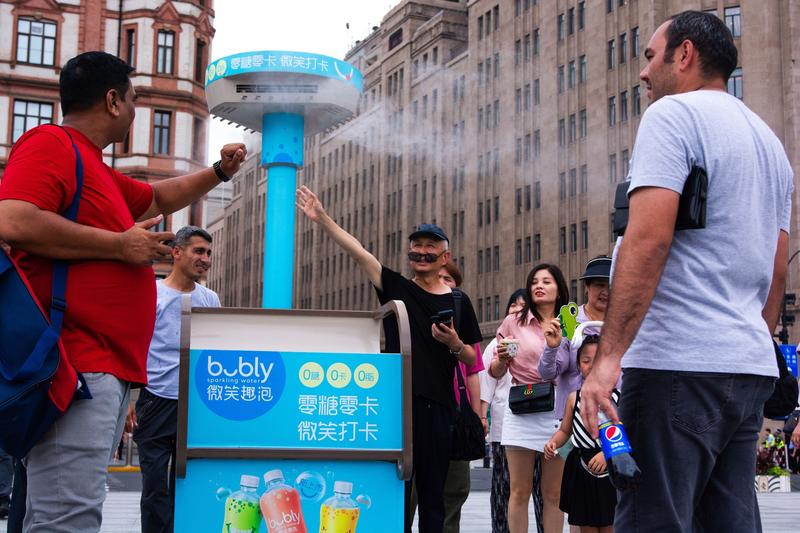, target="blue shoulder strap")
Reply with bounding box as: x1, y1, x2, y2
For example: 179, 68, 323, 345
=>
1, 126, 83, 381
